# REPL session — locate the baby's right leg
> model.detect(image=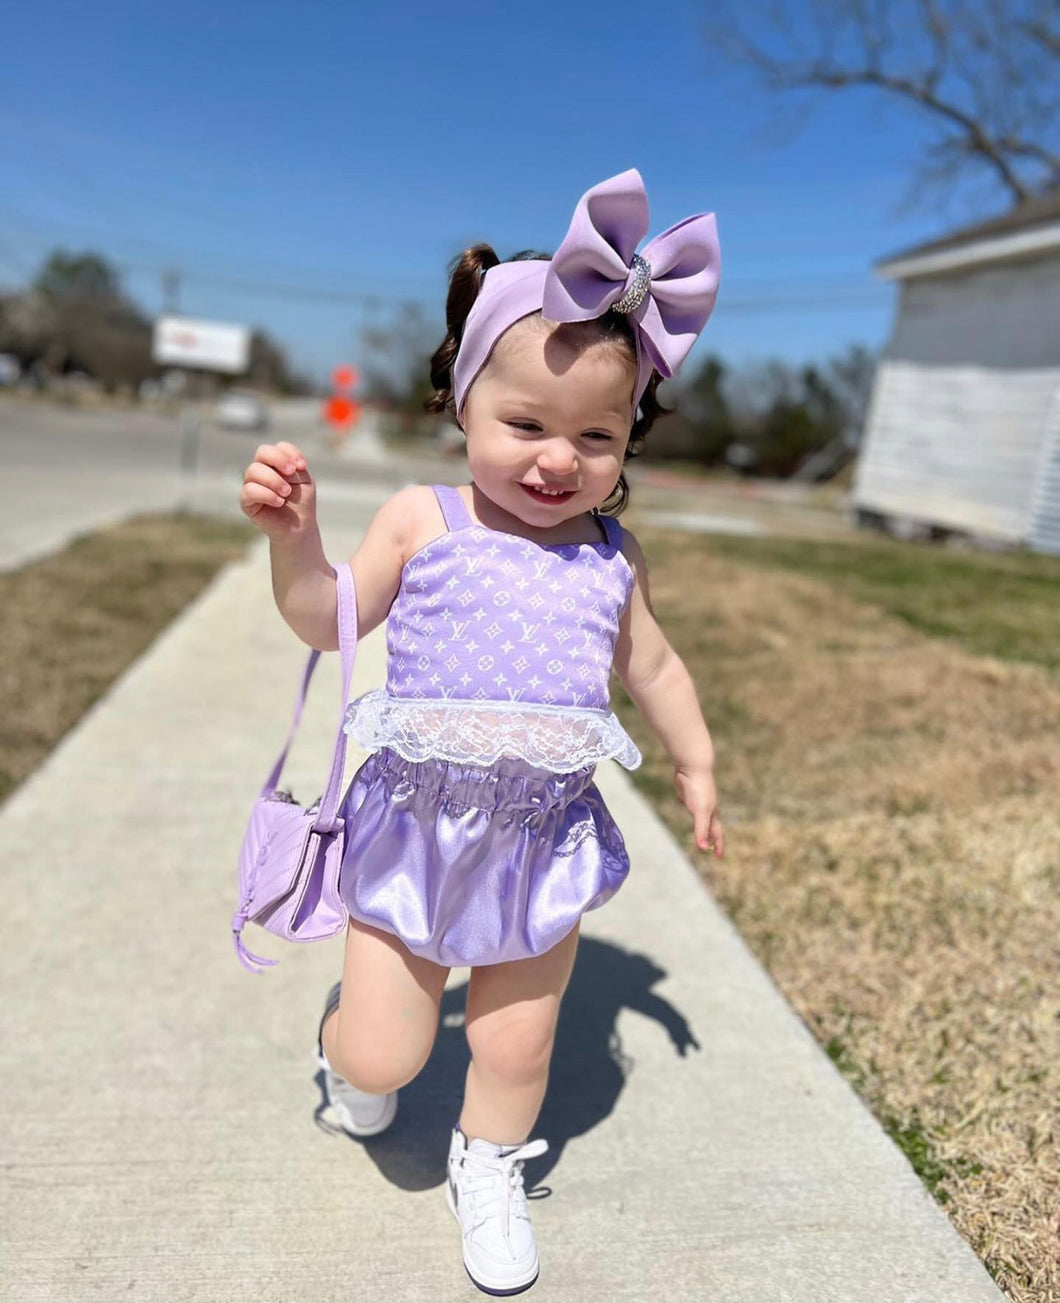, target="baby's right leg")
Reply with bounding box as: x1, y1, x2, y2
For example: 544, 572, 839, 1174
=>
320, 916, 450, 1095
